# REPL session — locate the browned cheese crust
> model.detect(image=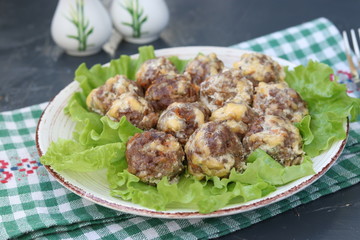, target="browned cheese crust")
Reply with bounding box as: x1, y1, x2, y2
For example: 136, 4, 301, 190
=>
243, 115, 304, 166
86, 75, 143, 115
200, 69, 253, 111
145, 73, 199, 112
136, 57, 178, 90
157, 102, 211, 145
233, 52, 285, 86
185, 53, 224, 87
253, 82, 308, 123
185, 121, 246, 180
210, 102, 257, 139
126, 130, 185, 185
106, 92, 158, 129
